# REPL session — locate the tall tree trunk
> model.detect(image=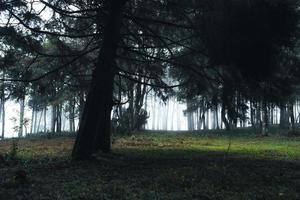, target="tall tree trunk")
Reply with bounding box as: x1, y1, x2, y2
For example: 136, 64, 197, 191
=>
44, 106, 47, 133
1, 71, 4, 139
51, 104, 56, 133
186, 99, 194, 131
202, 112, 207, 130
280, 103, 289, 129
152, 95, 156, 130
33, 109, 38, 133
37, 111, 43, 133
30, 106, 35, 134
0, 101, 2, 139
256, 102, 261, 129
69, 99, 75, 132
270, 104, 274, 125
289, 101, 295, 131
164, 101, 169, 130
221, 103, 230, 130
72, 0, 126, 159
18, 96, 25, 138
206, 110, 210, 130
250, 102, 255, 128
215, 105, 219, 130
56, 104, 62, 133
261, 101, 269, 136
78, 92, 85, 126
1, 99, 4, 139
